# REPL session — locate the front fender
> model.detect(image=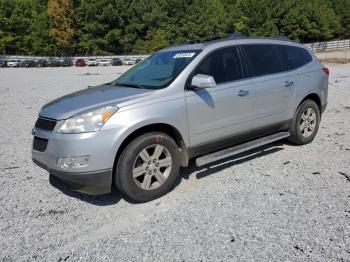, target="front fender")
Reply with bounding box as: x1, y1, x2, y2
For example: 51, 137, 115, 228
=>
103, 98, 189, 164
